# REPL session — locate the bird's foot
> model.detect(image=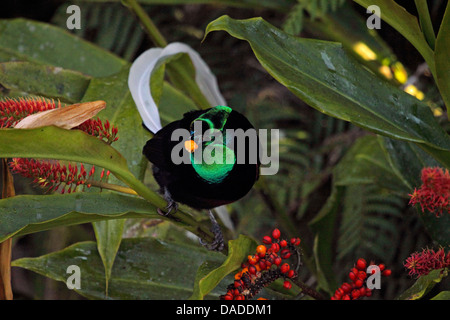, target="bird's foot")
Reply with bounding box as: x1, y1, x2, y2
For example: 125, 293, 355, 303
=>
199, 210, 225, 252
157, 200, 178, 217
